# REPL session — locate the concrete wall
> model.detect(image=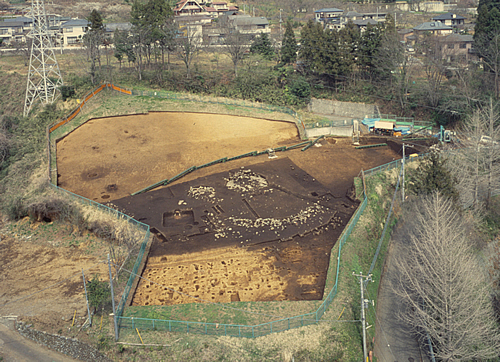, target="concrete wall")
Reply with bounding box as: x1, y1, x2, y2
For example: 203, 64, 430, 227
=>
308, 98, 377, 119
306, 126, 353, 138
